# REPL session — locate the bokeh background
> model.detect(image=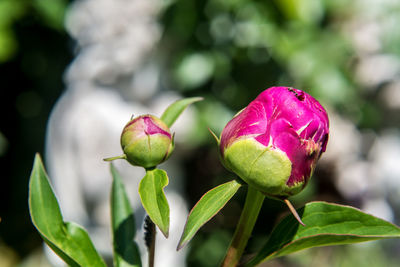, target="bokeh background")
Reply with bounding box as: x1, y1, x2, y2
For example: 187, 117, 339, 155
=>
2, 0, 400, 266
